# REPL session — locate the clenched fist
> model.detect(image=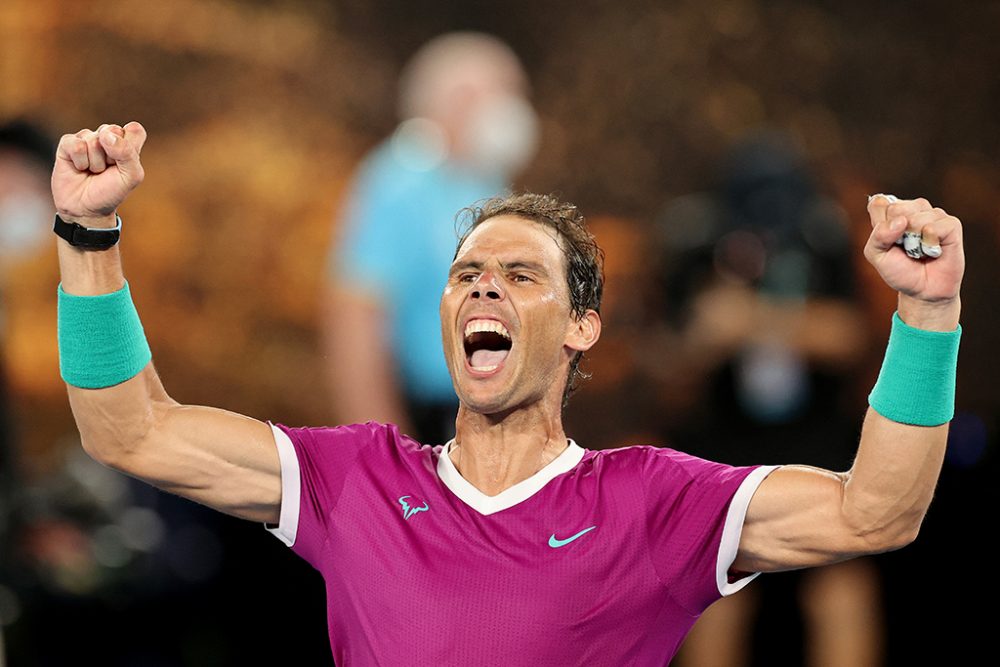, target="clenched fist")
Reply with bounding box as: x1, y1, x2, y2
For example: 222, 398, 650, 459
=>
52, 122, 147, 225
864, 194, 964, 330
